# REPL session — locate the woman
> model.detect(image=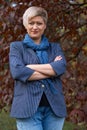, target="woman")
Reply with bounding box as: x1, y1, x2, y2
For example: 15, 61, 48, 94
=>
9, 6, 67, 130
